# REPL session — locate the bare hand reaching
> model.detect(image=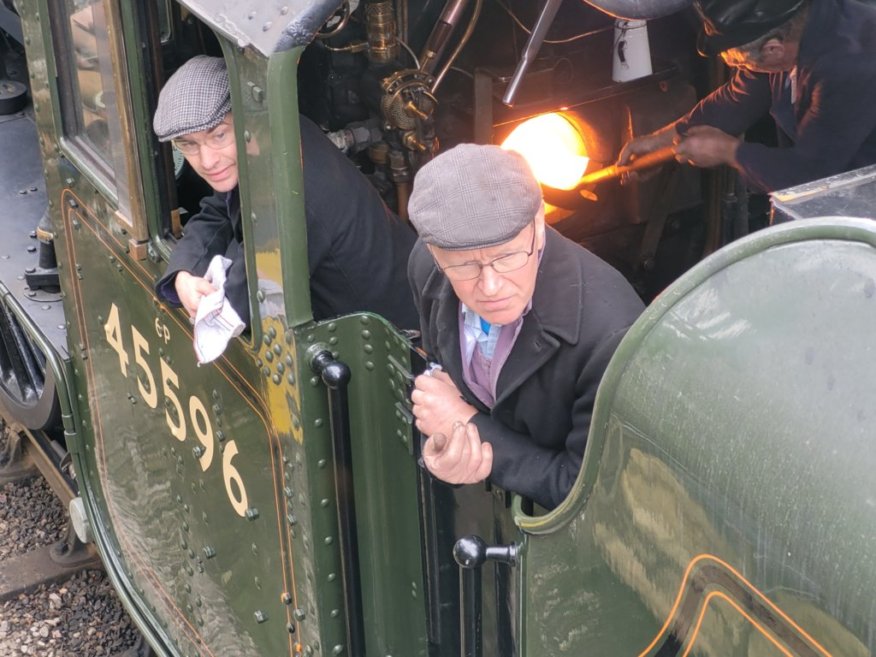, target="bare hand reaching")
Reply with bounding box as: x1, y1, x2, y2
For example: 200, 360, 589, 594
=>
174, 270, 218, 318
674, 125, 740, 168
411, 369, 477, 439
422, 421, 493, 484
617, 124, 678, 166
